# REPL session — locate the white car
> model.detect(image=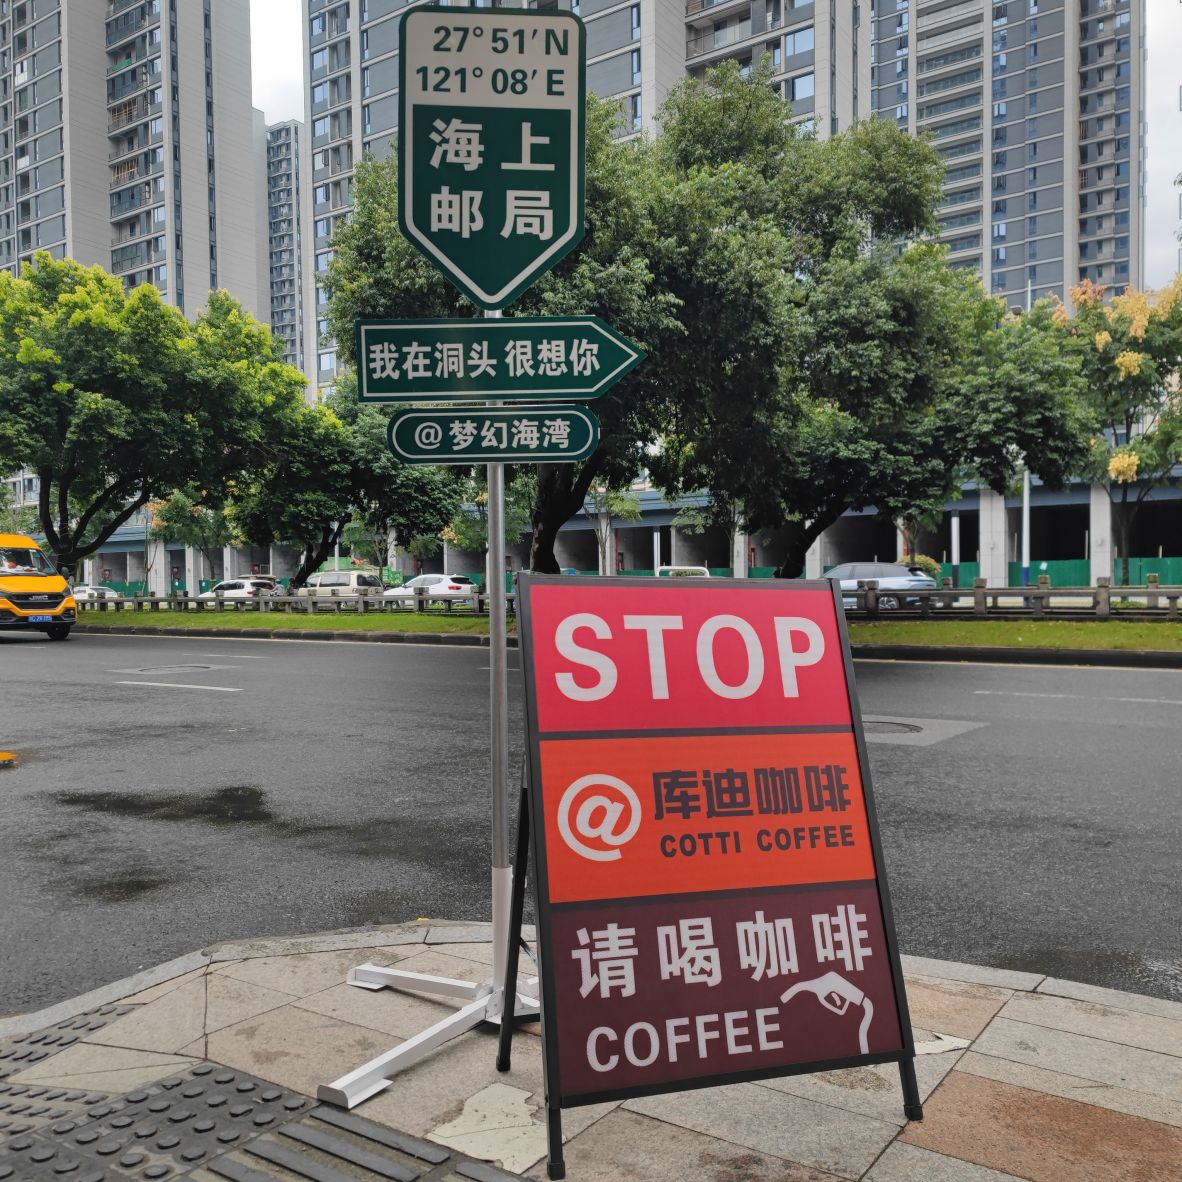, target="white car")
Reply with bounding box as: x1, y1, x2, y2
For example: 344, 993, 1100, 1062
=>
656, 566, 711, 578
198, 578, 281, 600
71, 584, 124, 601
383, 574, 478, 603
